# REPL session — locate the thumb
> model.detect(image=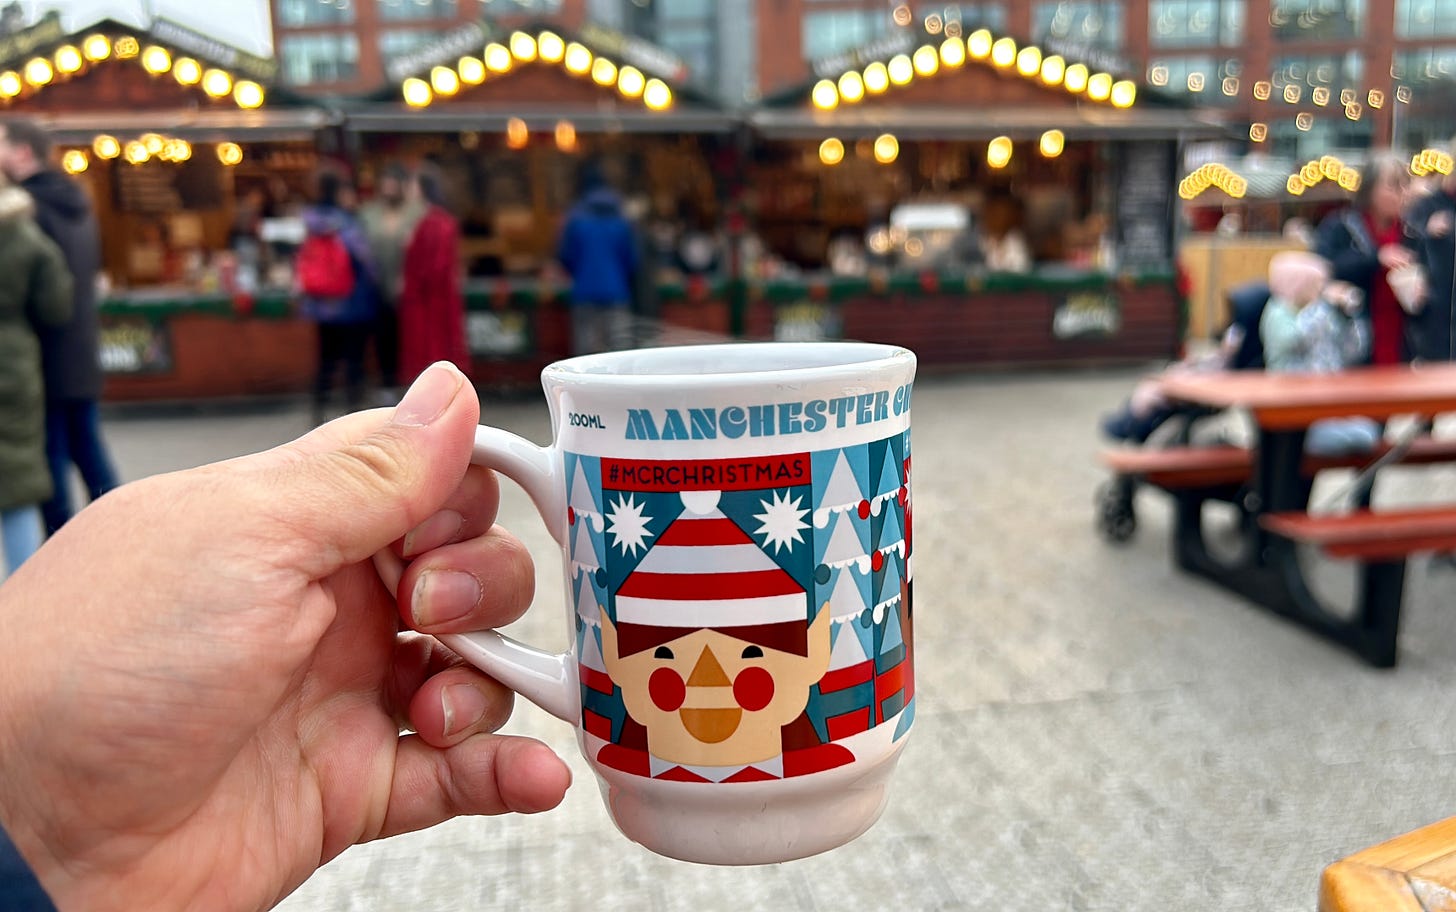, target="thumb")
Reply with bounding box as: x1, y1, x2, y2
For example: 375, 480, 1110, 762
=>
256, 362, 482, 579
